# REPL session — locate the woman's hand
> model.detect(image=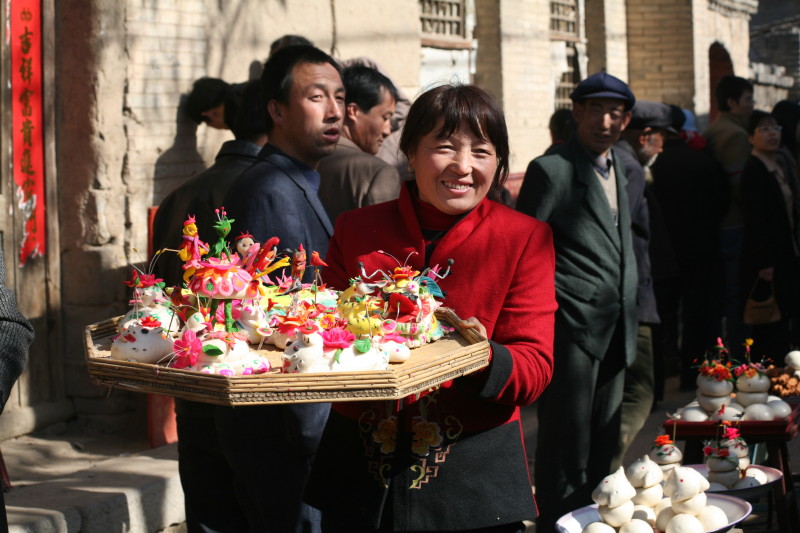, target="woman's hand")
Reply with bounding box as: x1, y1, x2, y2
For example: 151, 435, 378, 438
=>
758, 267, 775, 282
460, 317, 487, 339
